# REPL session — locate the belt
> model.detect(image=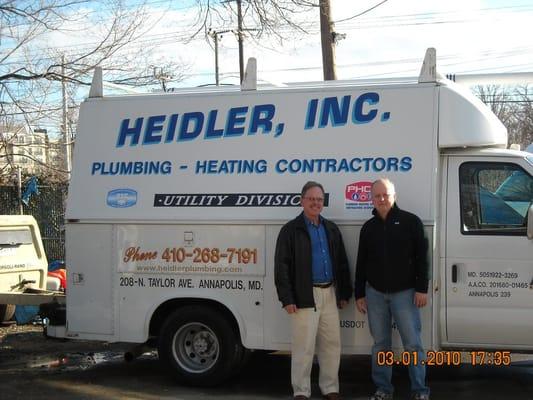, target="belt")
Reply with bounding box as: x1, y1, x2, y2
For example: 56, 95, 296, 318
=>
313, 282, 333, 288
